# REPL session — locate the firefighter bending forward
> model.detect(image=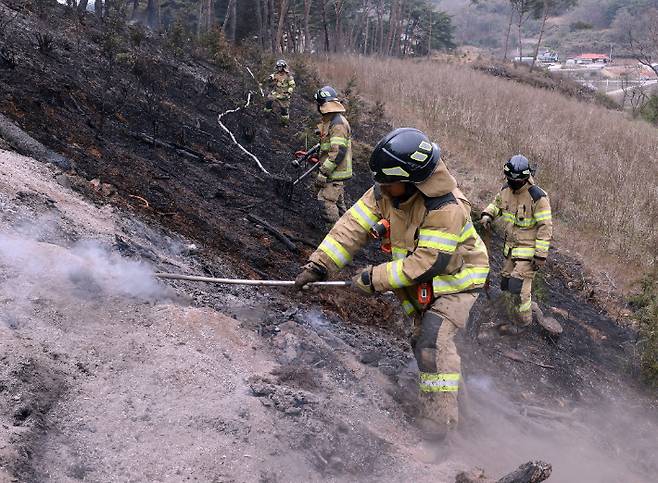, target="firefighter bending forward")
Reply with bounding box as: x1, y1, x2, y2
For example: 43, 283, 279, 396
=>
295, 128, 489, 438
480, 155, 553, 335
313, 86, 352, 223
